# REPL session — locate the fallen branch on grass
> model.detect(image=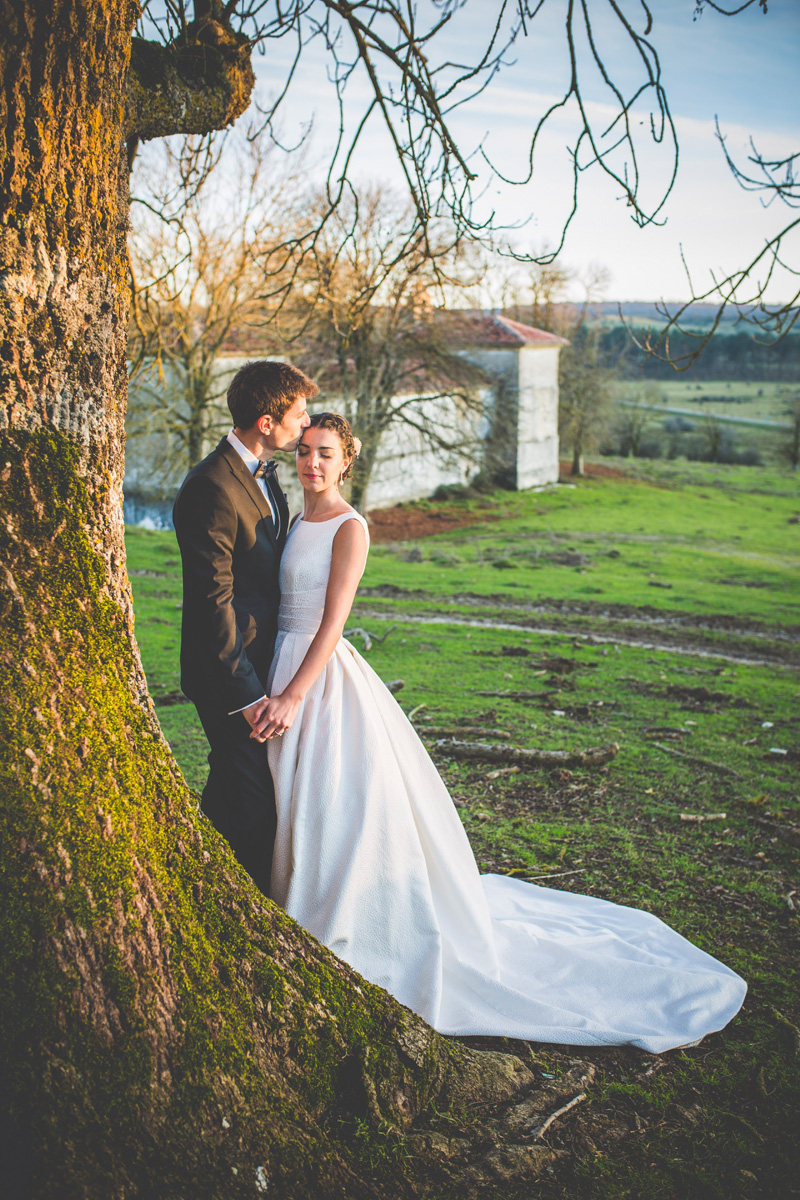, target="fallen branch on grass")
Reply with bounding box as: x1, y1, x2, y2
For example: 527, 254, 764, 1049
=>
344, 624, 398, 652
644, 725, 692, 738
476, 690, 550, 701
422, 727, 511, 739
653, 742, 740, 778
384, 679, 405, 695
485, 766, 521, 780
434, 739, 620, 768
679, 812, 727, 824
526, 1092, 588, 1140
515, 868, 590, 882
